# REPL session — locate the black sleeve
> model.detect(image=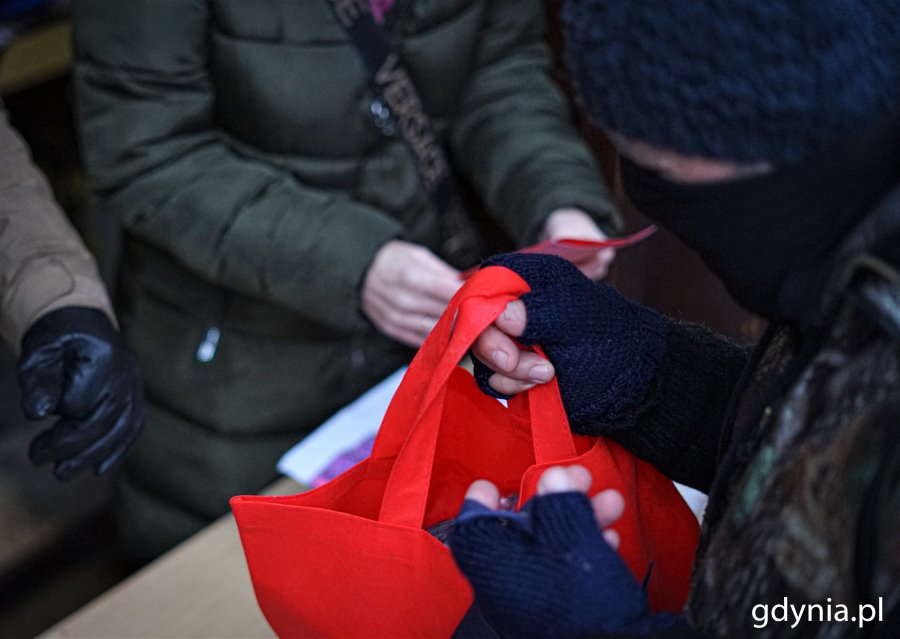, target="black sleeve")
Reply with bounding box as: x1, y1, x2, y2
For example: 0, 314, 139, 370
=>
574, 319, 750, 494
